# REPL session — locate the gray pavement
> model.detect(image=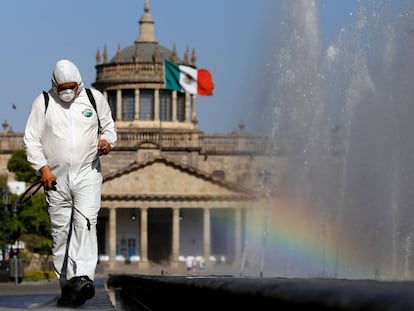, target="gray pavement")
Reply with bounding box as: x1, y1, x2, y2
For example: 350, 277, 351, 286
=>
0, 277, 115, 310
